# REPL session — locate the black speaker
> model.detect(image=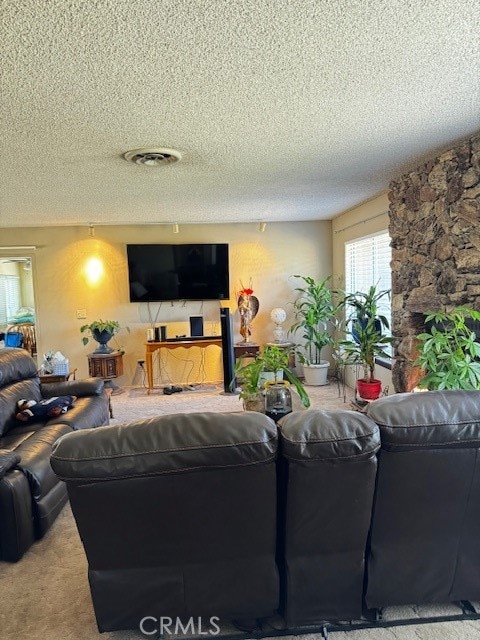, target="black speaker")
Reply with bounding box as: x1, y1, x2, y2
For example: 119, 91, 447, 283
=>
220, 308, 237, 394
190, 316, 204, 337
154, 326, 160, 341
160, 325, 167, 341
